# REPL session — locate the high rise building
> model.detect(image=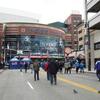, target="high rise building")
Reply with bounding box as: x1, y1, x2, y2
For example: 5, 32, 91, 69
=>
65, 14, 82, 50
